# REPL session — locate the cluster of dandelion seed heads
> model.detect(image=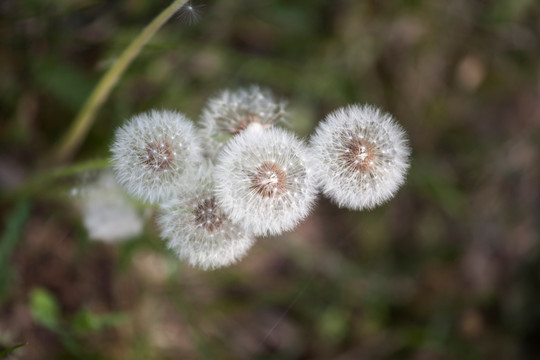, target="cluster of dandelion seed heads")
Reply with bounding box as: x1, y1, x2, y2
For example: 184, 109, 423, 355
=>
111, 109, 204, 204
158, 180, 255, 270
215, 125, 317, 236
107, 86, 410, 270
310, 104, 410, 210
